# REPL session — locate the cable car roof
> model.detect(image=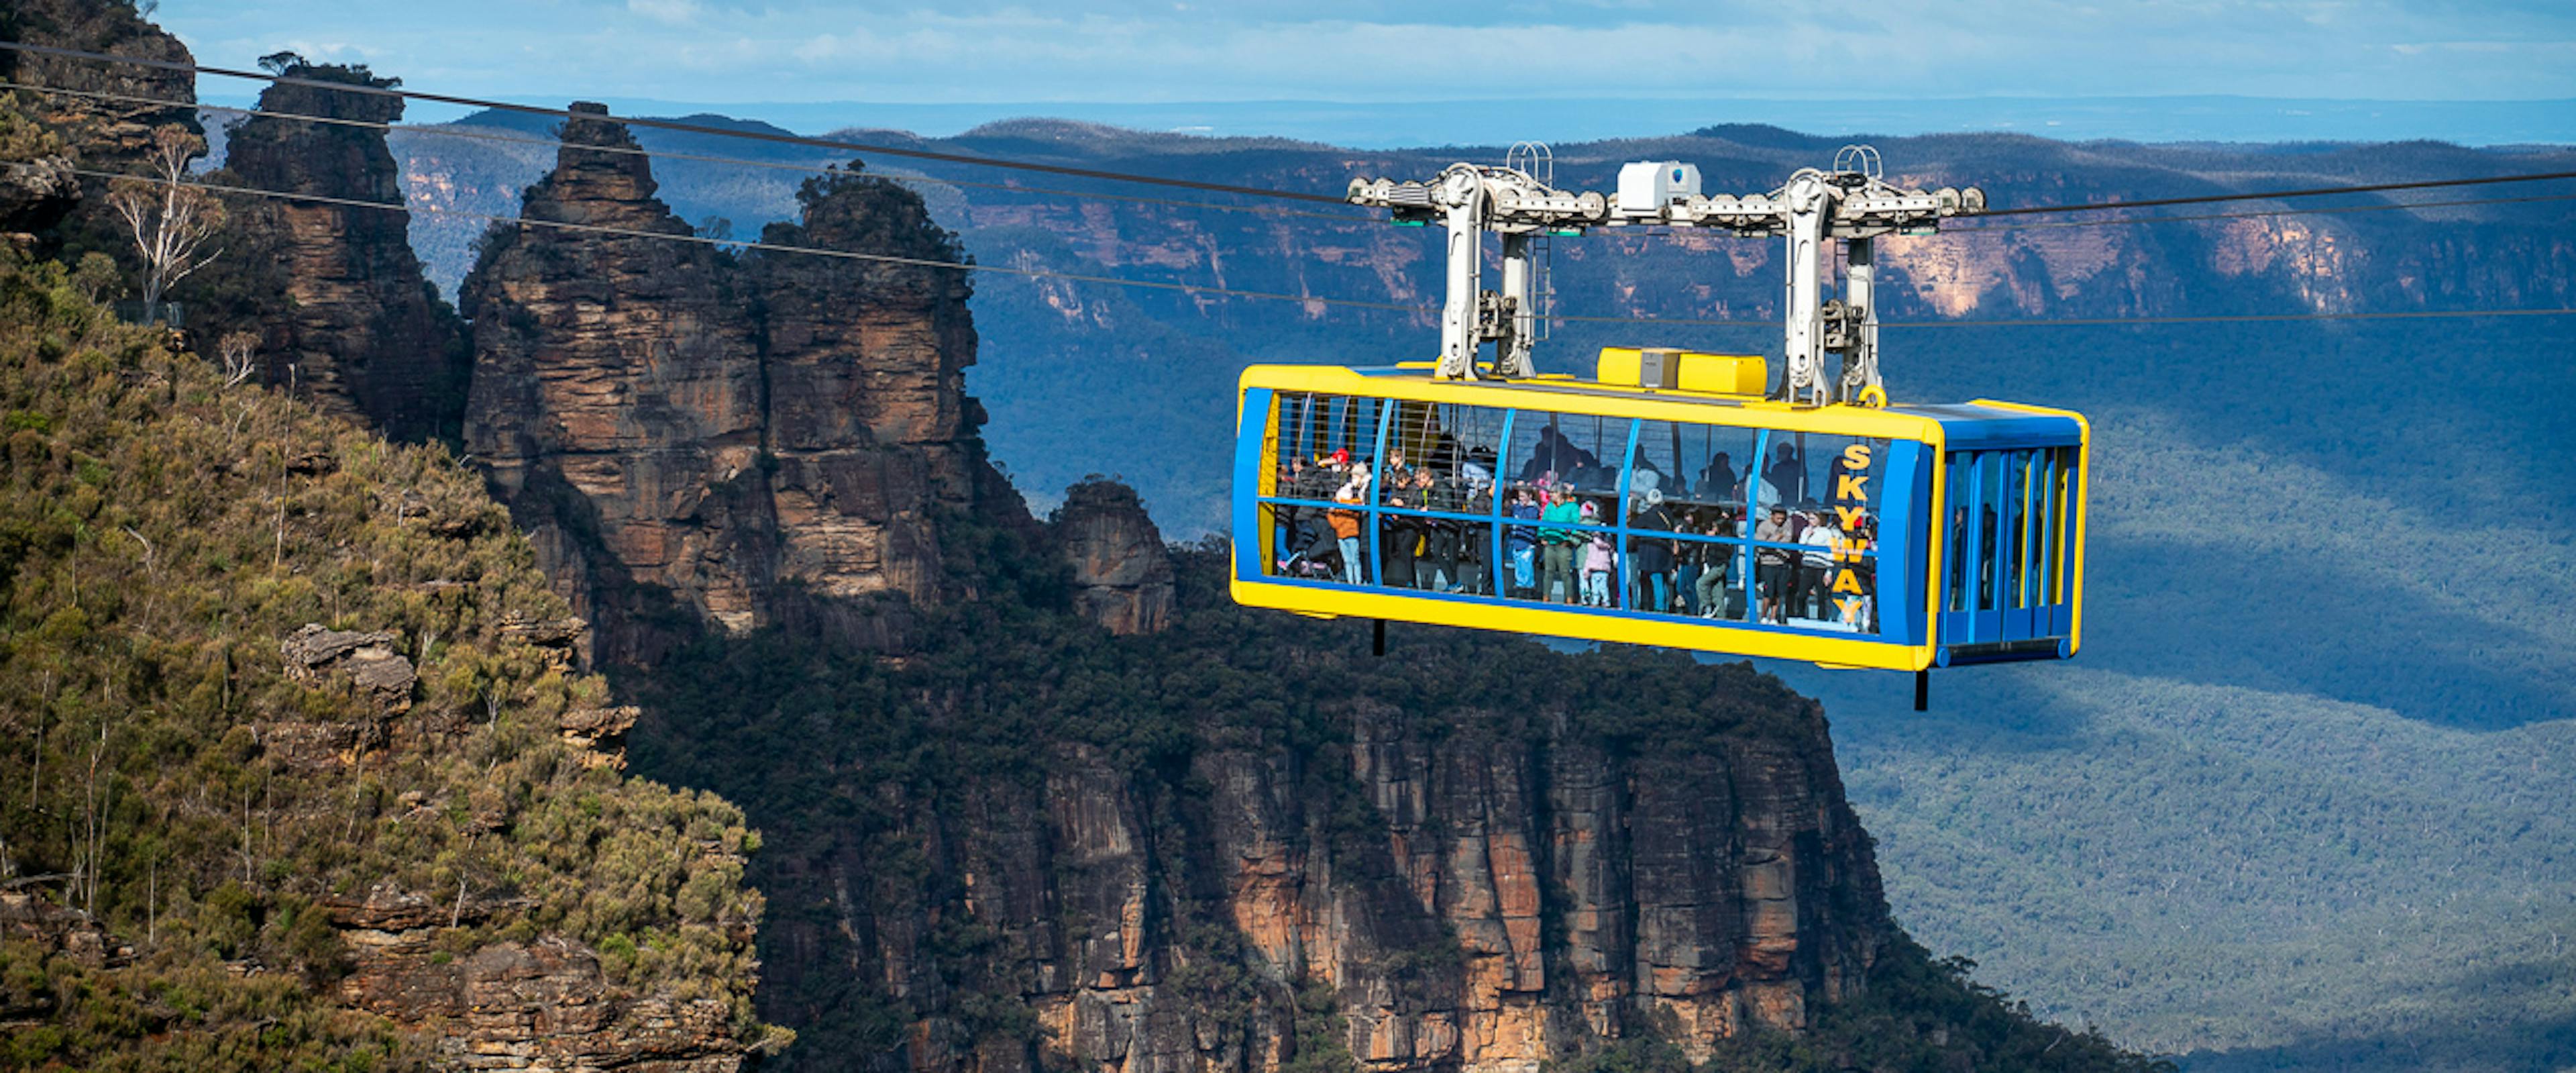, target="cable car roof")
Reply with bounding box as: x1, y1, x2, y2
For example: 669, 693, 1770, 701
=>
1247, 363, 2085, 448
